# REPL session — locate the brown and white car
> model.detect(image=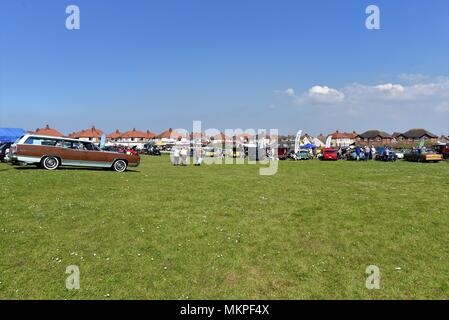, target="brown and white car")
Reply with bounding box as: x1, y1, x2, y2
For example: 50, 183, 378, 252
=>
9, 134, 140, 172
